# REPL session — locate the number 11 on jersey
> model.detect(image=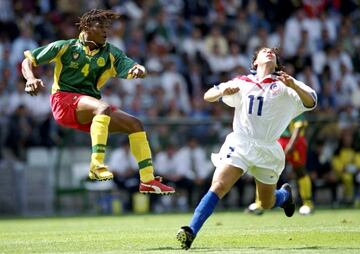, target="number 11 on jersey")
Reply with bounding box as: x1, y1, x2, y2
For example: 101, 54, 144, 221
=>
248, 95, 264, 116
